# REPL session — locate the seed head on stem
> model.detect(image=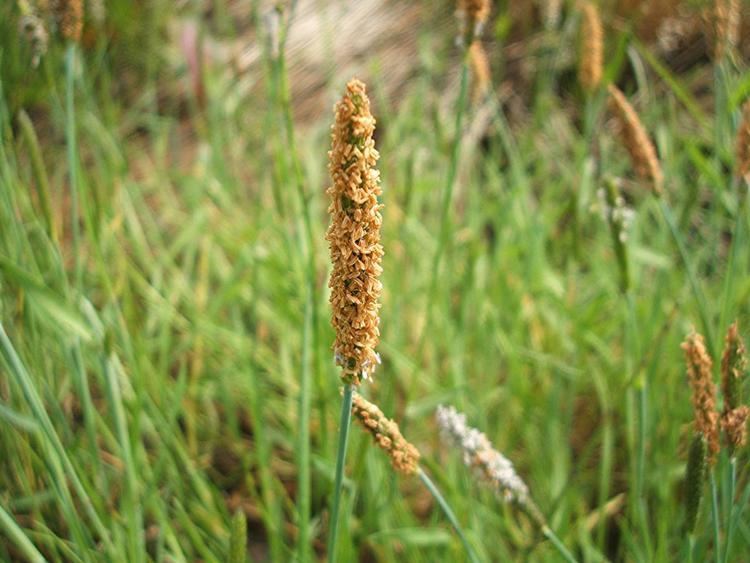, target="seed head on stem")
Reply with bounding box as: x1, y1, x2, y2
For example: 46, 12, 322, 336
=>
578, 2, 603, 93
351, 394, 420, 475
607, 85, 664, 195
326, 79, 384, 386
682, 331, 720, 462
720, 322, 749, 451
